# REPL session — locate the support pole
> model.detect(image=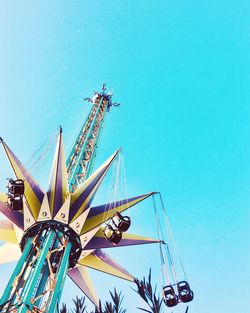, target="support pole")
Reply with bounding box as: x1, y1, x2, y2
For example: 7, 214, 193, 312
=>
34, 265, 50, 308
0, 237, 33, 307
18, 231, 55, 313
48, 241, 72, 313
